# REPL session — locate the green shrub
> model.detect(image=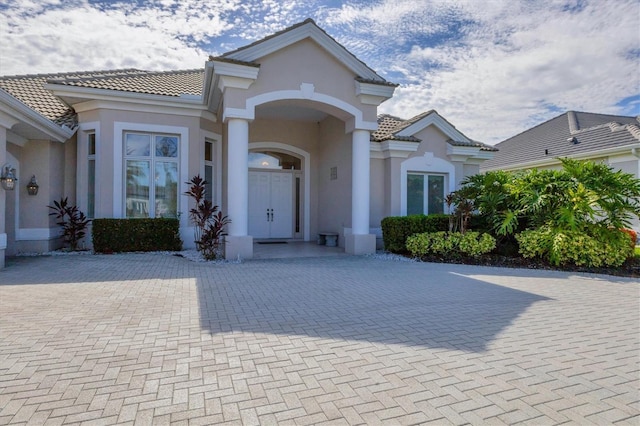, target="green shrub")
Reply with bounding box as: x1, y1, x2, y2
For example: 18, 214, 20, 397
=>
381, 214, 449, 253
92, 218, 182, 253
516, 227, 633, 267
406, 231, 496, 258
